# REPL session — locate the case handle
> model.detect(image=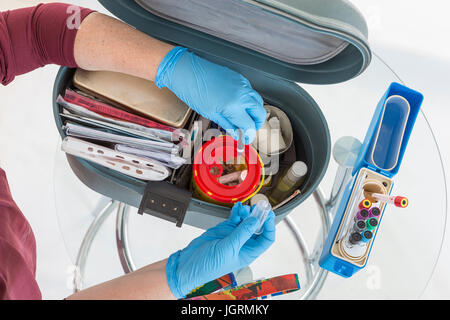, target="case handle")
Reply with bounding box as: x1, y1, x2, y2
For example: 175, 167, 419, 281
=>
138, 181, 192, 227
